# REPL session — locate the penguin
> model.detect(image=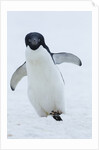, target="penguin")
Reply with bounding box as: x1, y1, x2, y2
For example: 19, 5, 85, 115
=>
10, 32, 82, 121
